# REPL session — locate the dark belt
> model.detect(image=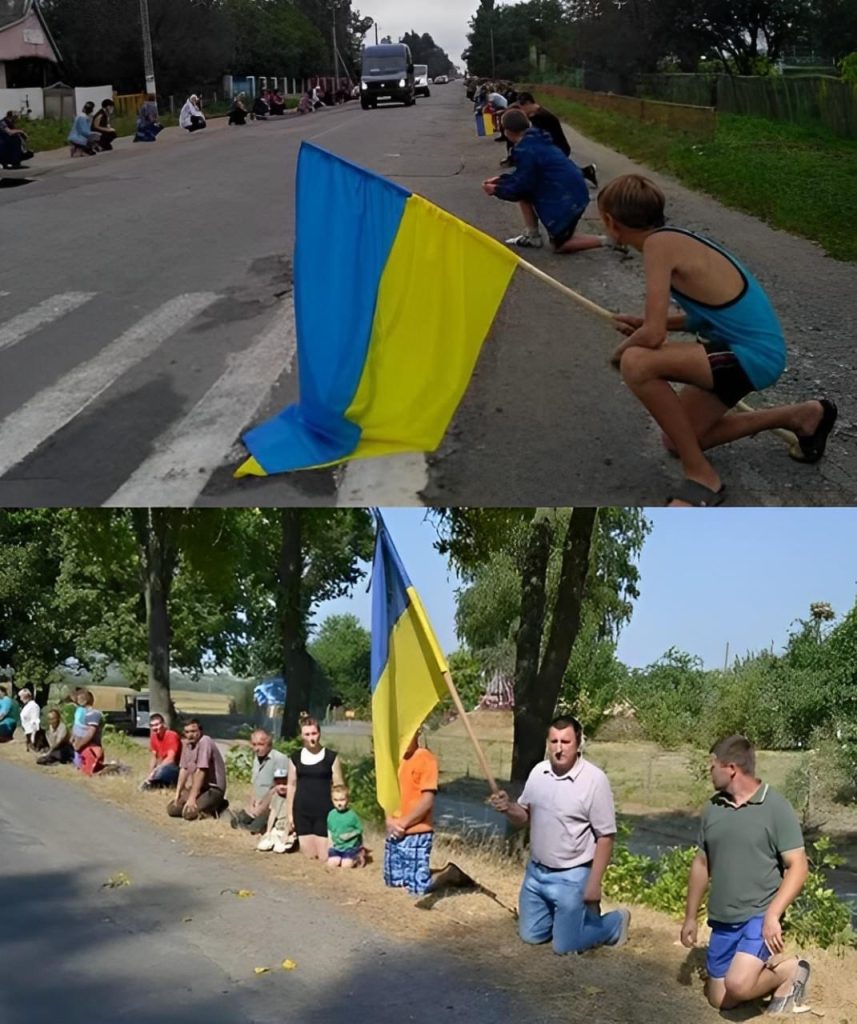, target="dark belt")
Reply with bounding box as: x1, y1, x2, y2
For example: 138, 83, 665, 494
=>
532, 859, 593, 872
